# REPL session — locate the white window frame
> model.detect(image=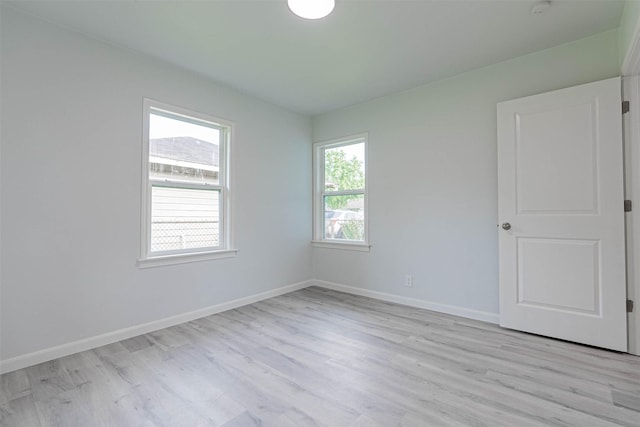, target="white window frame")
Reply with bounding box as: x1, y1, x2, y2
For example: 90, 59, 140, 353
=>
138, 99, 236, 268
312, 133, 370, 251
